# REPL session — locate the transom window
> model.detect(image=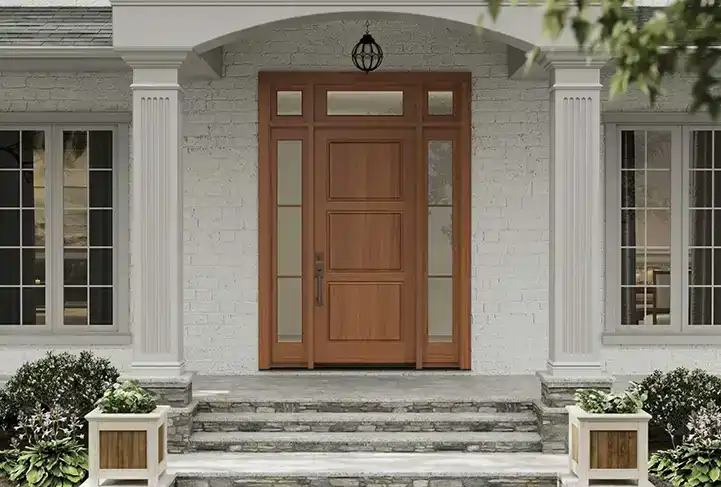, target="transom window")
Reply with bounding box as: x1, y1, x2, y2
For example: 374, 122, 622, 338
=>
605, 122, 721, 342
0, 125, 128, 338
